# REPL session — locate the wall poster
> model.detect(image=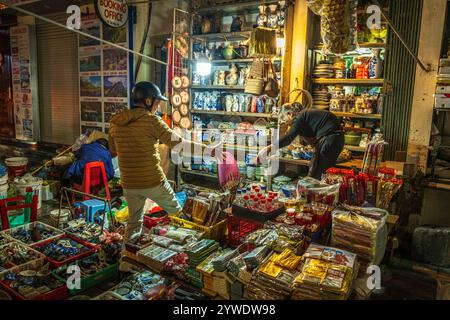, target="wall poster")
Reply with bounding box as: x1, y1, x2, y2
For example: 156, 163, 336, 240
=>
10, 25, 39, 141
78, 8, 130, 135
